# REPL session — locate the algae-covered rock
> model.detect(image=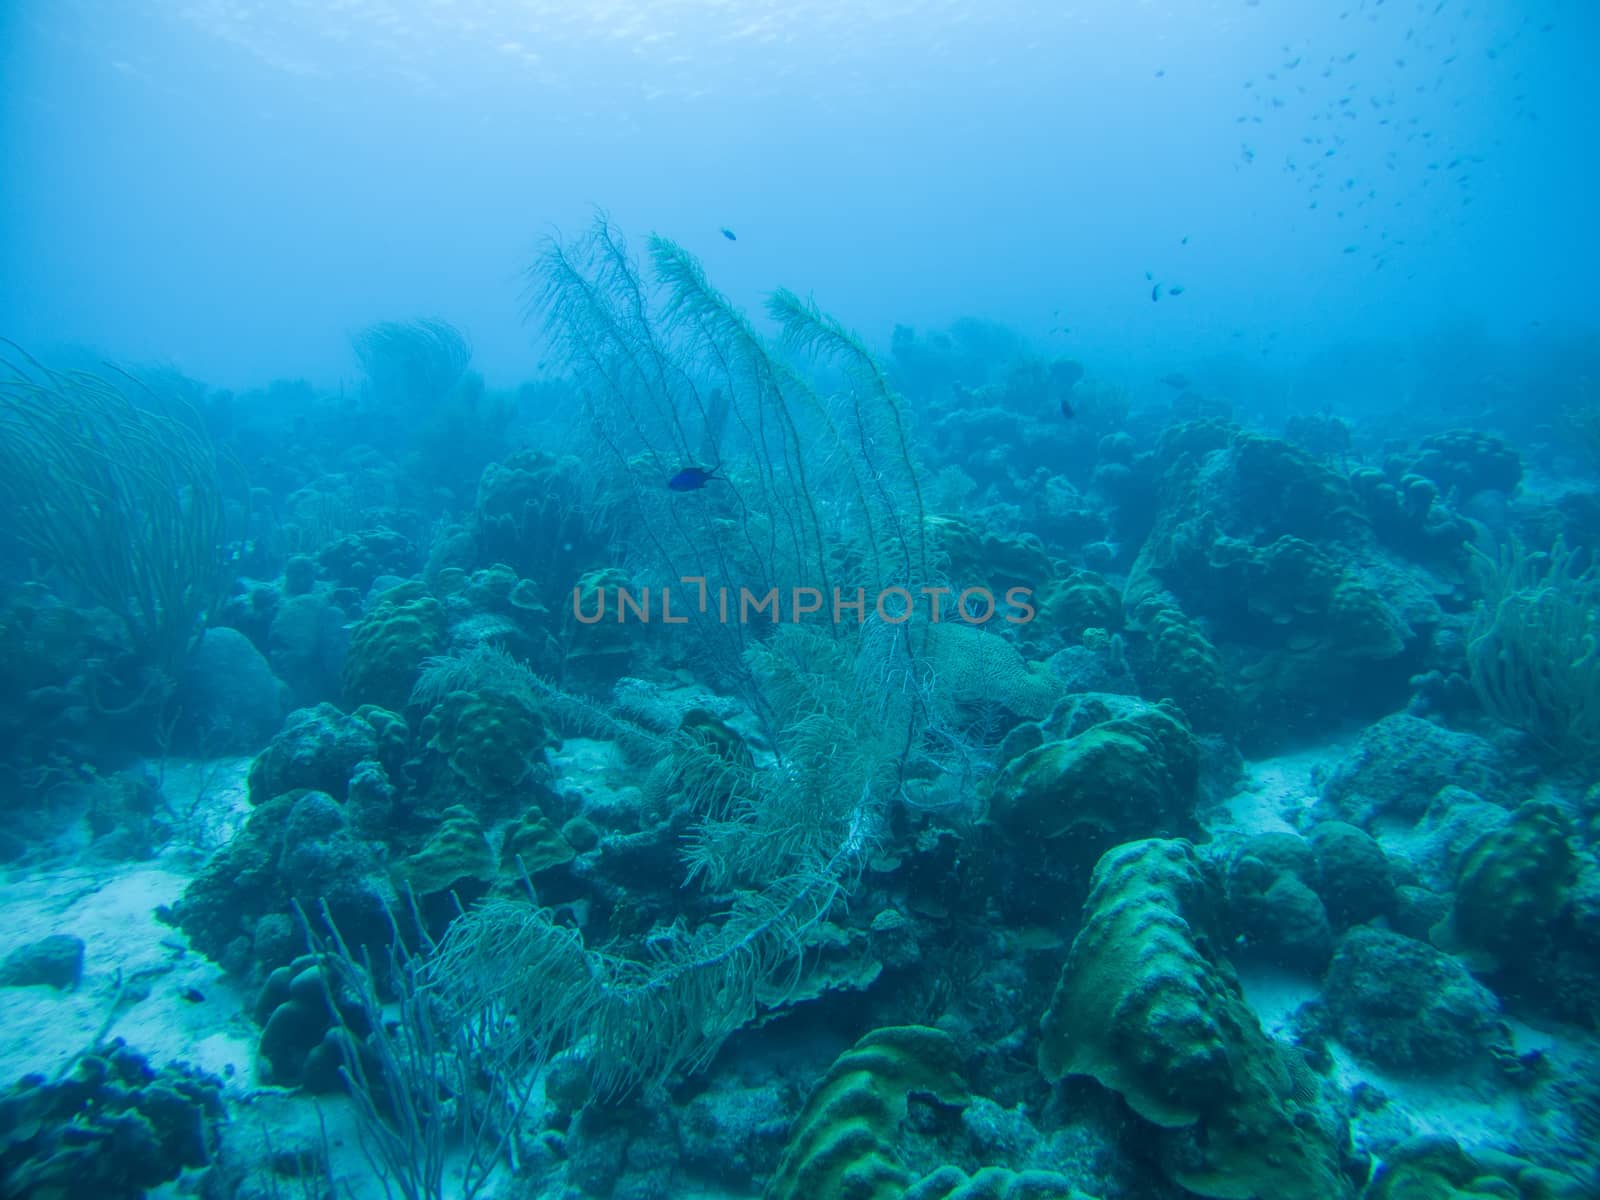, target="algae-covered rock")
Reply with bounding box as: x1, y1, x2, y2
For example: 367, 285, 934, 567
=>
1032, 571, 1123, 645
248, 702, 380, 804
1447, 801, 1576, 965
0, 1042, 224, 1200
1322, 926, 1501, 1072
1310, 820, 1396, 927
1225, 840, 1335, 971
1410, 429, 1523, 500
175, 625, 290, 753
0, 934, 86, 991
169, 788, 392, 976
1320, 713, 1507, 828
